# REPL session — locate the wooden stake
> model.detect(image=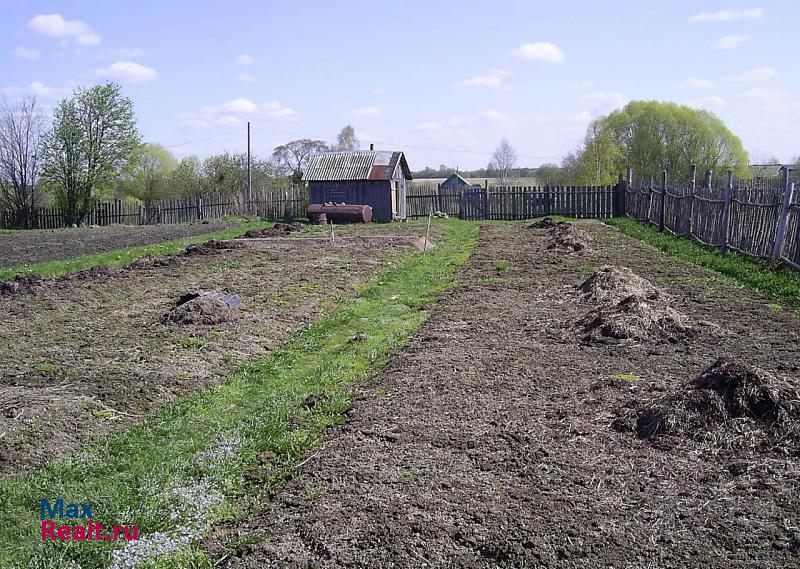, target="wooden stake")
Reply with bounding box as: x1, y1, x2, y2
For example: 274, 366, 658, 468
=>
329, 220, 334, 244
424, 206, 433, 253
